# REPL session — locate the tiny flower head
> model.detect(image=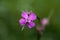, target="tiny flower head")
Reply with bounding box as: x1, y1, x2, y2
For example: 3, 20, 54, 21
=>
37, 26, 44, 35
41, 18, 48, 26
37, 27, 44, 32
19, 11, 37, 29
